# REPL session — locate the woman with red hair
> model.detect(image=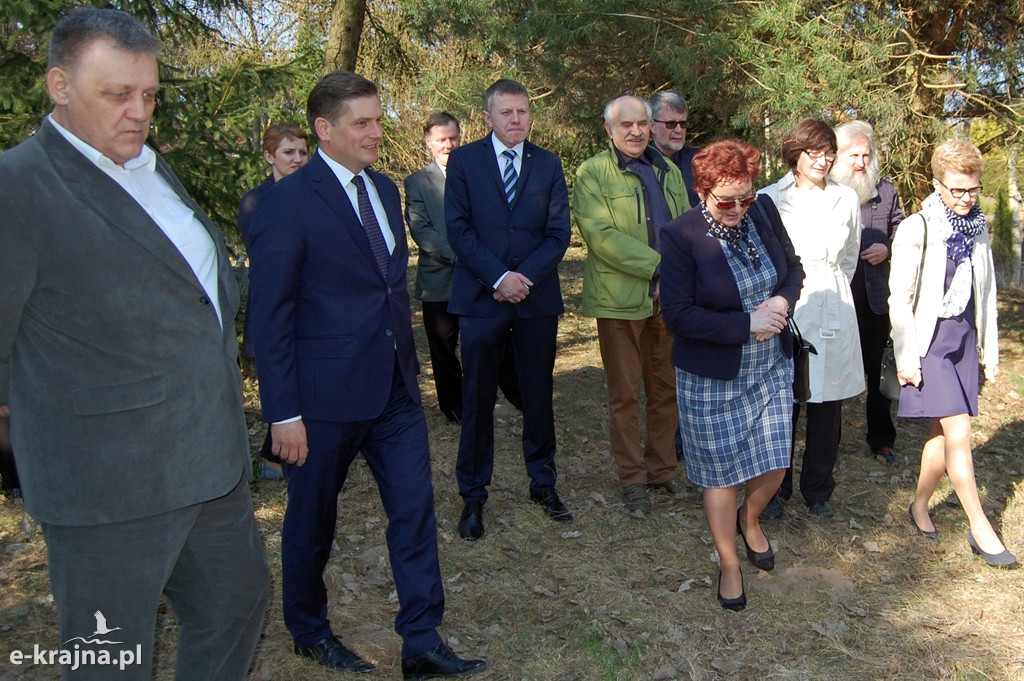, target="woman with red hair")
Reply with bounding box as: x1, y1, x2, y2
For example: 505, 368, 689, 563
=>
661, 140, 804, 610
